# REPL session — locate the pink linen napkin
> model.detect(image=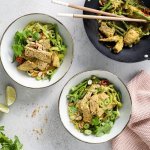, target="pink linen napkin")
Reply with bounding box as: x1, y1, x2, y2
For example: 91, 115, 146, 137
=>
112, 71, 150, 150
